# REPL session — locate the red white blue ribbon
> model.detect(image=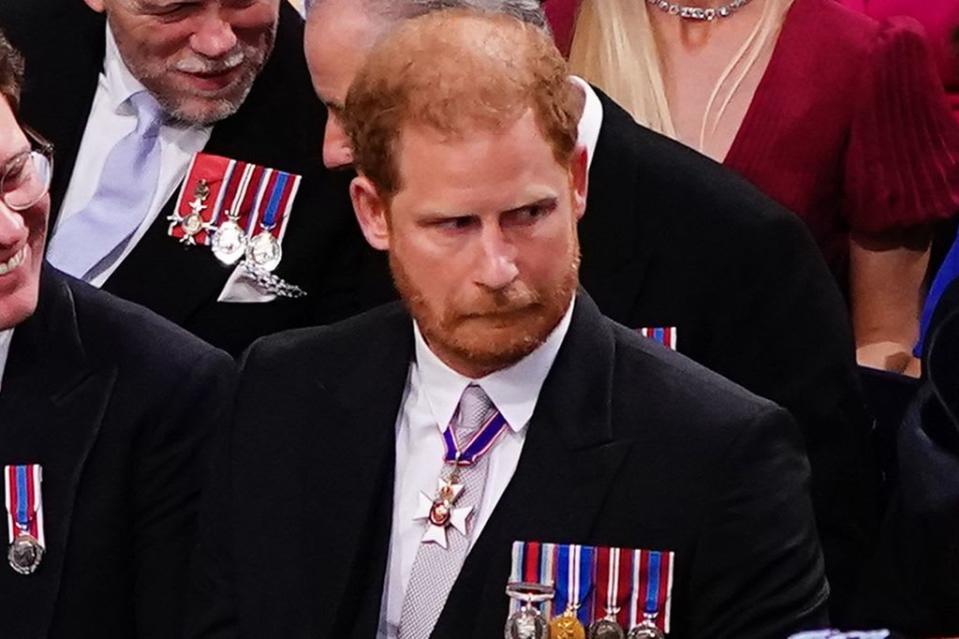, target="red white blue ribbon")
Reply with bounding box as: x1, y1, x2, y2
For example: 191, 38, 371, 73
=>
509, 541, 557, 617
627, 549, 675, 633
556, 543, 595, 625
593, 546, 633, 627
4, 464, 44, 547
638, 327, 678, 351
